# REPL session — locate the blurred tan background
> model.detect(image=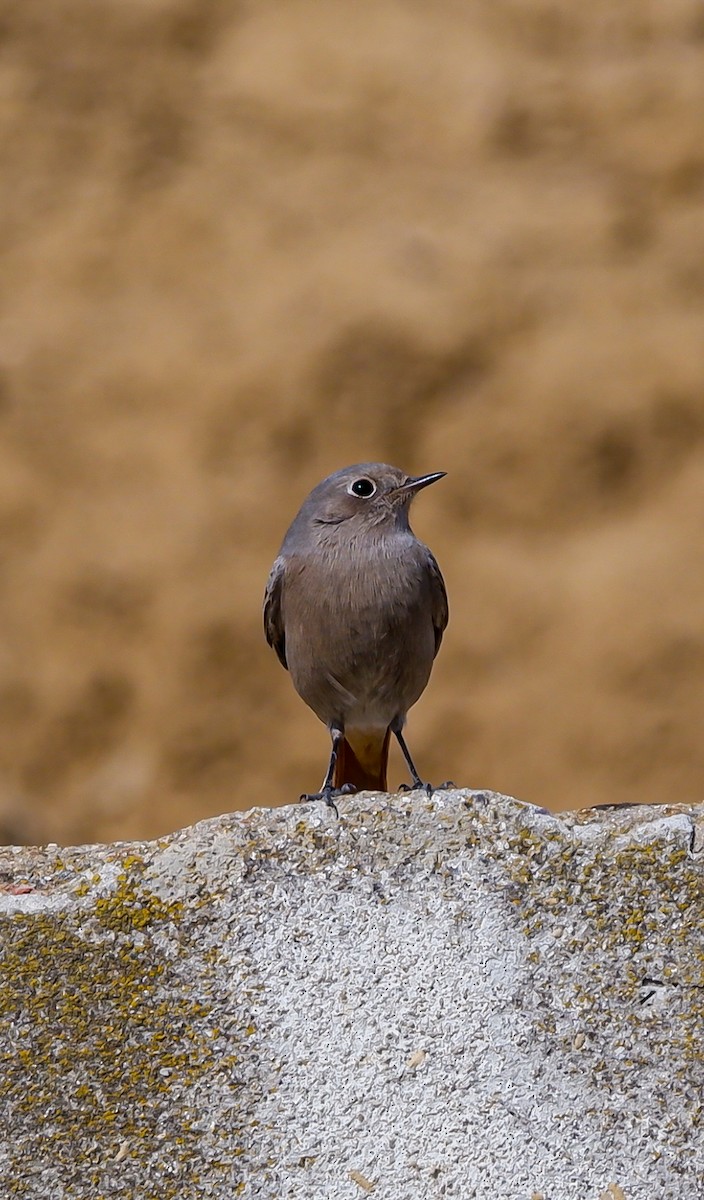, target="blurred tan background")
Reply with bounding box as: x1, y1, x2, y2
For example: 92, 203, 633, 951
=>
1, 0, 703, 844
